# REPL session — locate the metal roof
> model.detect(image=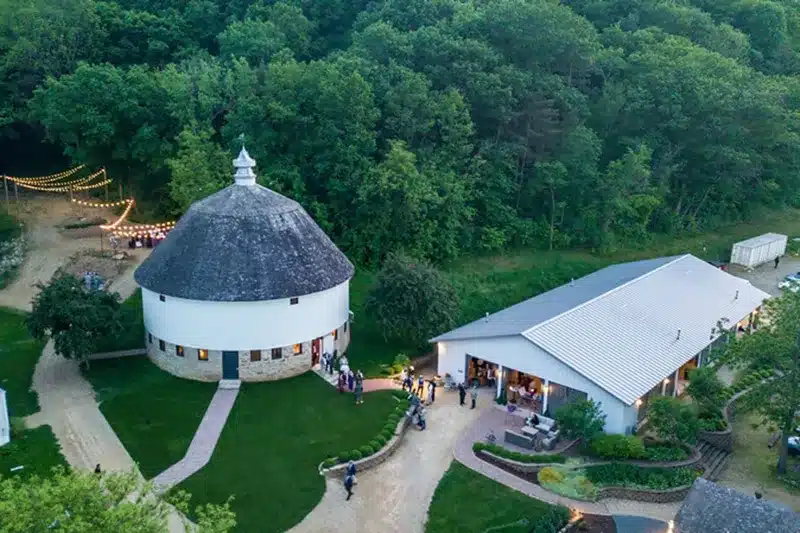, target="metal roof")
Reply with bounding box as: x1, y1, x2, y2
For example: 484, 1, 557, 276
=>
733, 232, 787, 249
430, 256, 679, 342
676, 479, 800, 533
523, 255, 768, 405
